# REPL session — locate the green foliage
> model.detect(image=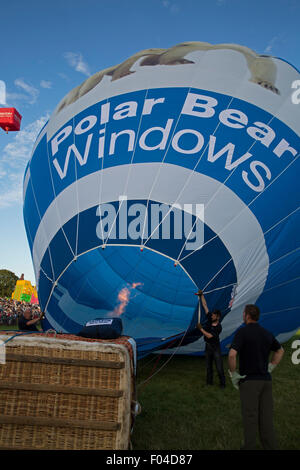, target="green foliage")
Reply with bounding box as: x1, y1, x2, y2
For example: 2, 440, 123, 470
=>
0, 269, 18, 298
